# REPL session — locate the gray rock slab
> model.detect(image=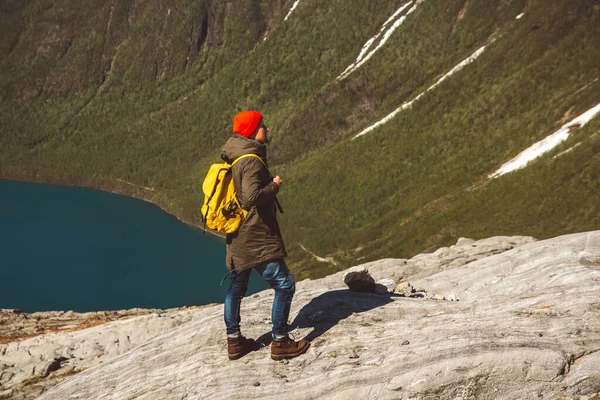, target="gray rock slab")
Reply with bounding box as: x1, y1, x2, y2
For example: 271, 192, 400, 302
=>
3, 232, 600, 399
0, 308, 206, 398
